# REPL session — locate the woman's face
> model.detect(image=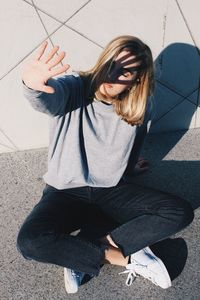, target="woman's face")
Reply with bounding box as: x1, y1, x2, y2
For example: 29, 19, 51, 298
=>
99, 50, 140, 99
